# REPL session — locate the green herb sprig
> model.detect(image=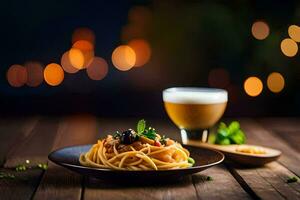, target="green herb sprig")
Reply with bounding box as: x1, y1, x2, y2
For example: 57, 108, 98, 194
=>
136, 119, 157, 140
0, 172, 15, 179
215, 121, 246, 145
287, 176, 298, 183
